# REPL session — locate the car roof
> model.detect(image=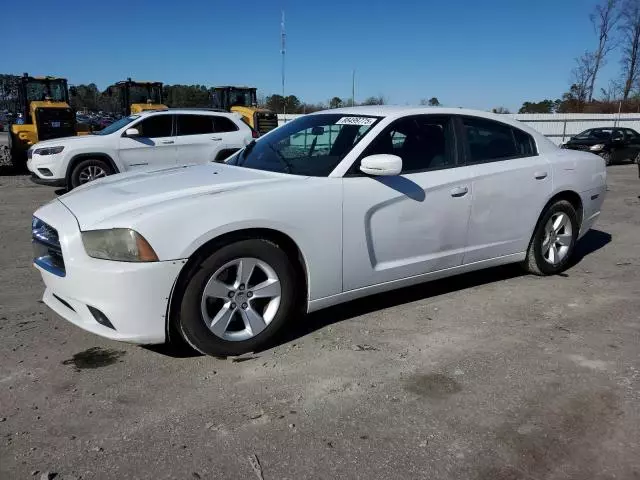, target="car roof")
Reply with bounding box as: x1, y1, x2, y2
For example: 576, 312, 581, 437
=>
308, 105, 556, 151
314, 105, 517, 123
